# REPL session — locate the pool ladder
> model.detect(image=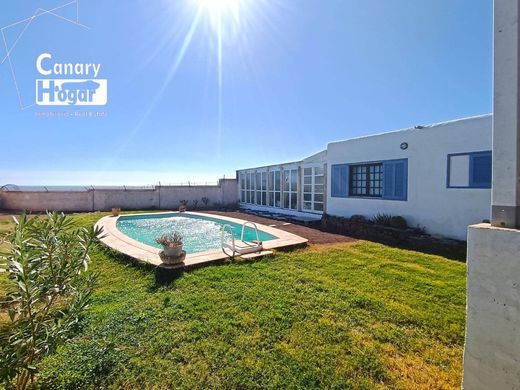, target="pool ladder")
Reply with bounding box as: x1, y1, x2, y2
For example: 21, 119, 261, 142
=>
221, 221, 263, 257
